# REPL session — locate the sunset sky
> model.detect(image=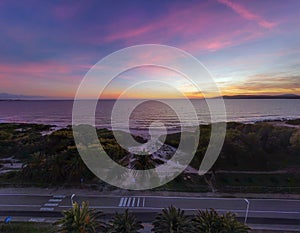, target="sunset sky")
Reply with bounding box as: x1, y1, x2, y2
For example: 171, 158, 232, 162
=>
0, 0, 299, 99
